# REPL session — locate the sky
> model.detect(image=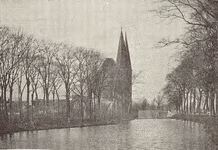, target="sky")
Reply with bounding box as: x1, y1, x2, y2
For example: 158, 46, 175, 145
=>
0, 0, 186, 102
